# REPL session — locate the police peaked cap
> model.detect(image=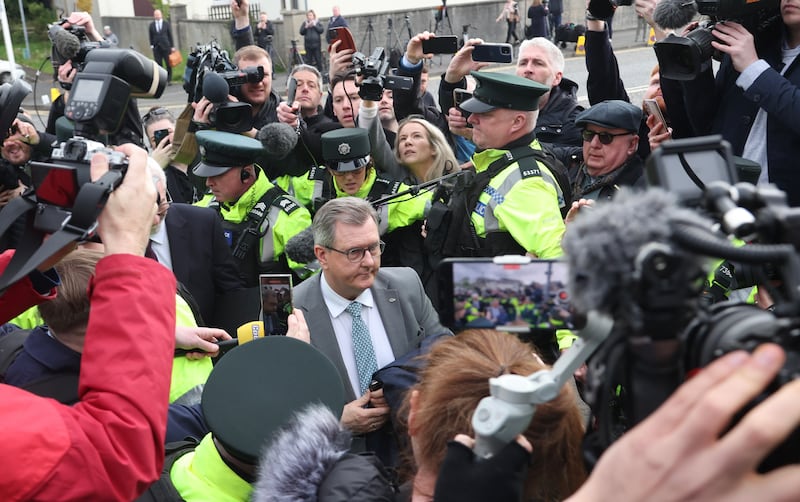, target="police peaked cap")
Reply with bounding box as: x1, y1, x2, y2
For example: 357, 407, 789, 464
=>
460, 71, 550, 113
321, 127, 371, 172
192, 130, 264, 177
201, 336, 345, 465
